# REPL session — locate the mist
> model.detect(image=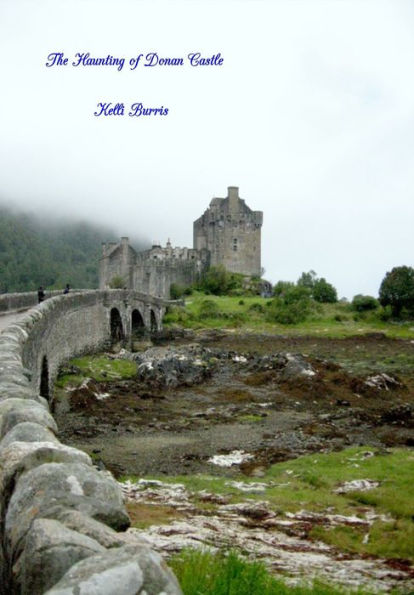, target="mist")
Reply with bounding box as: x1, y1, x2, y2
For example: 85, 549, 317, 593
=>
0, 0, 413, 298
